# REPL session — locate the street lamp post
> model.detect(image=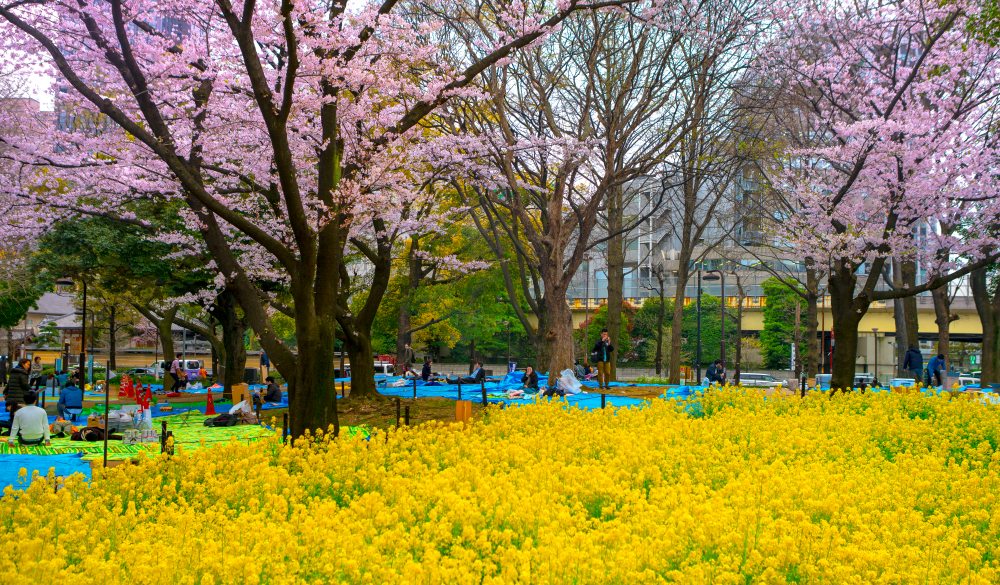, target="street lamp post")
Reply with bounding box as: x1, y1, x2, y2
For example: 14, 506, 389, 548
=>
696, 268, 702, 382
729, 271, 745, 384
582, 253, 593, 365
504, 321, 511, 365
56, 277, 87, 386
697, 266, 721, 382
872, 327, 879, 385
706, 269, 726, 366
